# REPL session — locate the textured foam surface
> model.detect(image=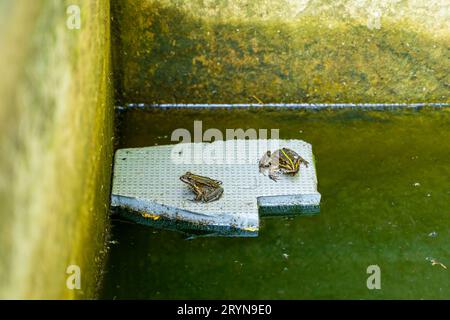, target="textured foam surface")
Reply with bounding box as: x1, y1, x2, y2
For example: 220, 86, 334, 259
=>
111, 139, 321, 236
